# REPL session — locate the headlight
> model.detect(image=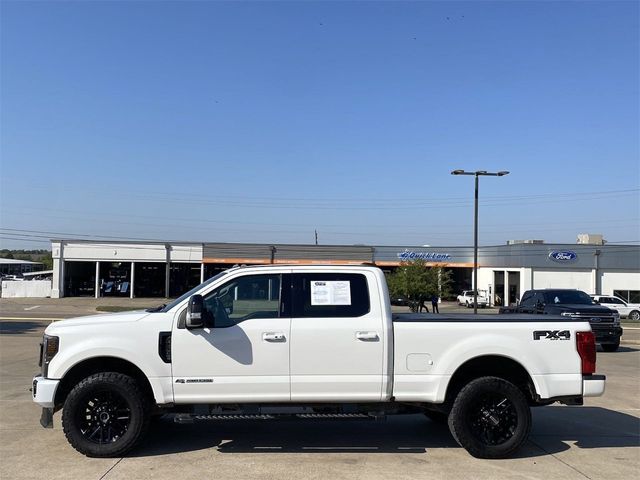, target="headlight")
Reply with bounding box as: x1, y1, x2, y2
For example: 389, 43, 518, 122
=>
44, 335, 59, 363
41, 335, 59, 377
